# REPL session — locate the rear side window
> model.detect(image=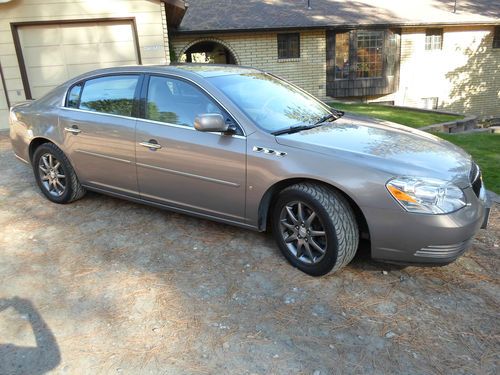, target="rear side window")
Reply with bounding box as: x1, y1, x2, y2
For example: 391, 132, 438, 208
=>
67, 83, 82, 108
78, 75, 139, 117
